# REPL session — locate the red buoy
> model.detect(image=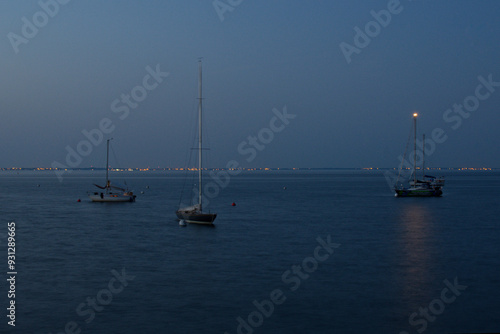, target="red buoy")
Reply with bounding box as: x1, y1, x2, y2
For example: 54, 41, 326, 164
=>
77, 199, 81, 202
231, 202, 236, 206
